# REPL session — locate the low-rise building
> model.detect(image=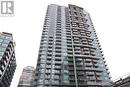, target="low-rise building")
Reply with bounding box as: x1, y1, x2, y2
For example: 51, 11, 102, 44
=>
111, 74, 130, 87
17, 66, 35, 87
